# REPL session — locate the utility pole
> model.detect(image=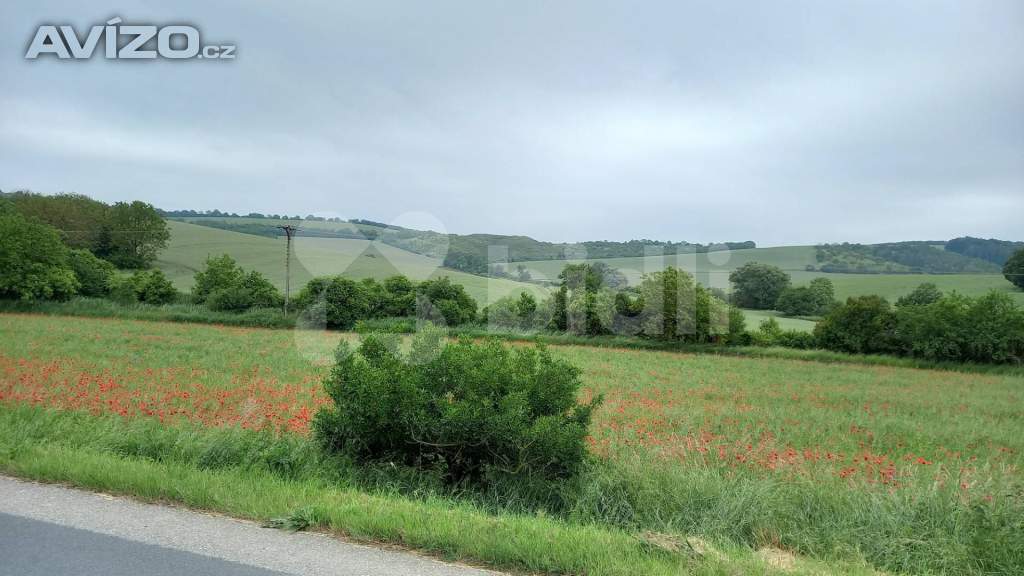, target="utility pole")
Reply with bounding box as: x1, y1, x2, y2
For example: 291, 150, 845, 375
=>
276, 225, 300, 314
